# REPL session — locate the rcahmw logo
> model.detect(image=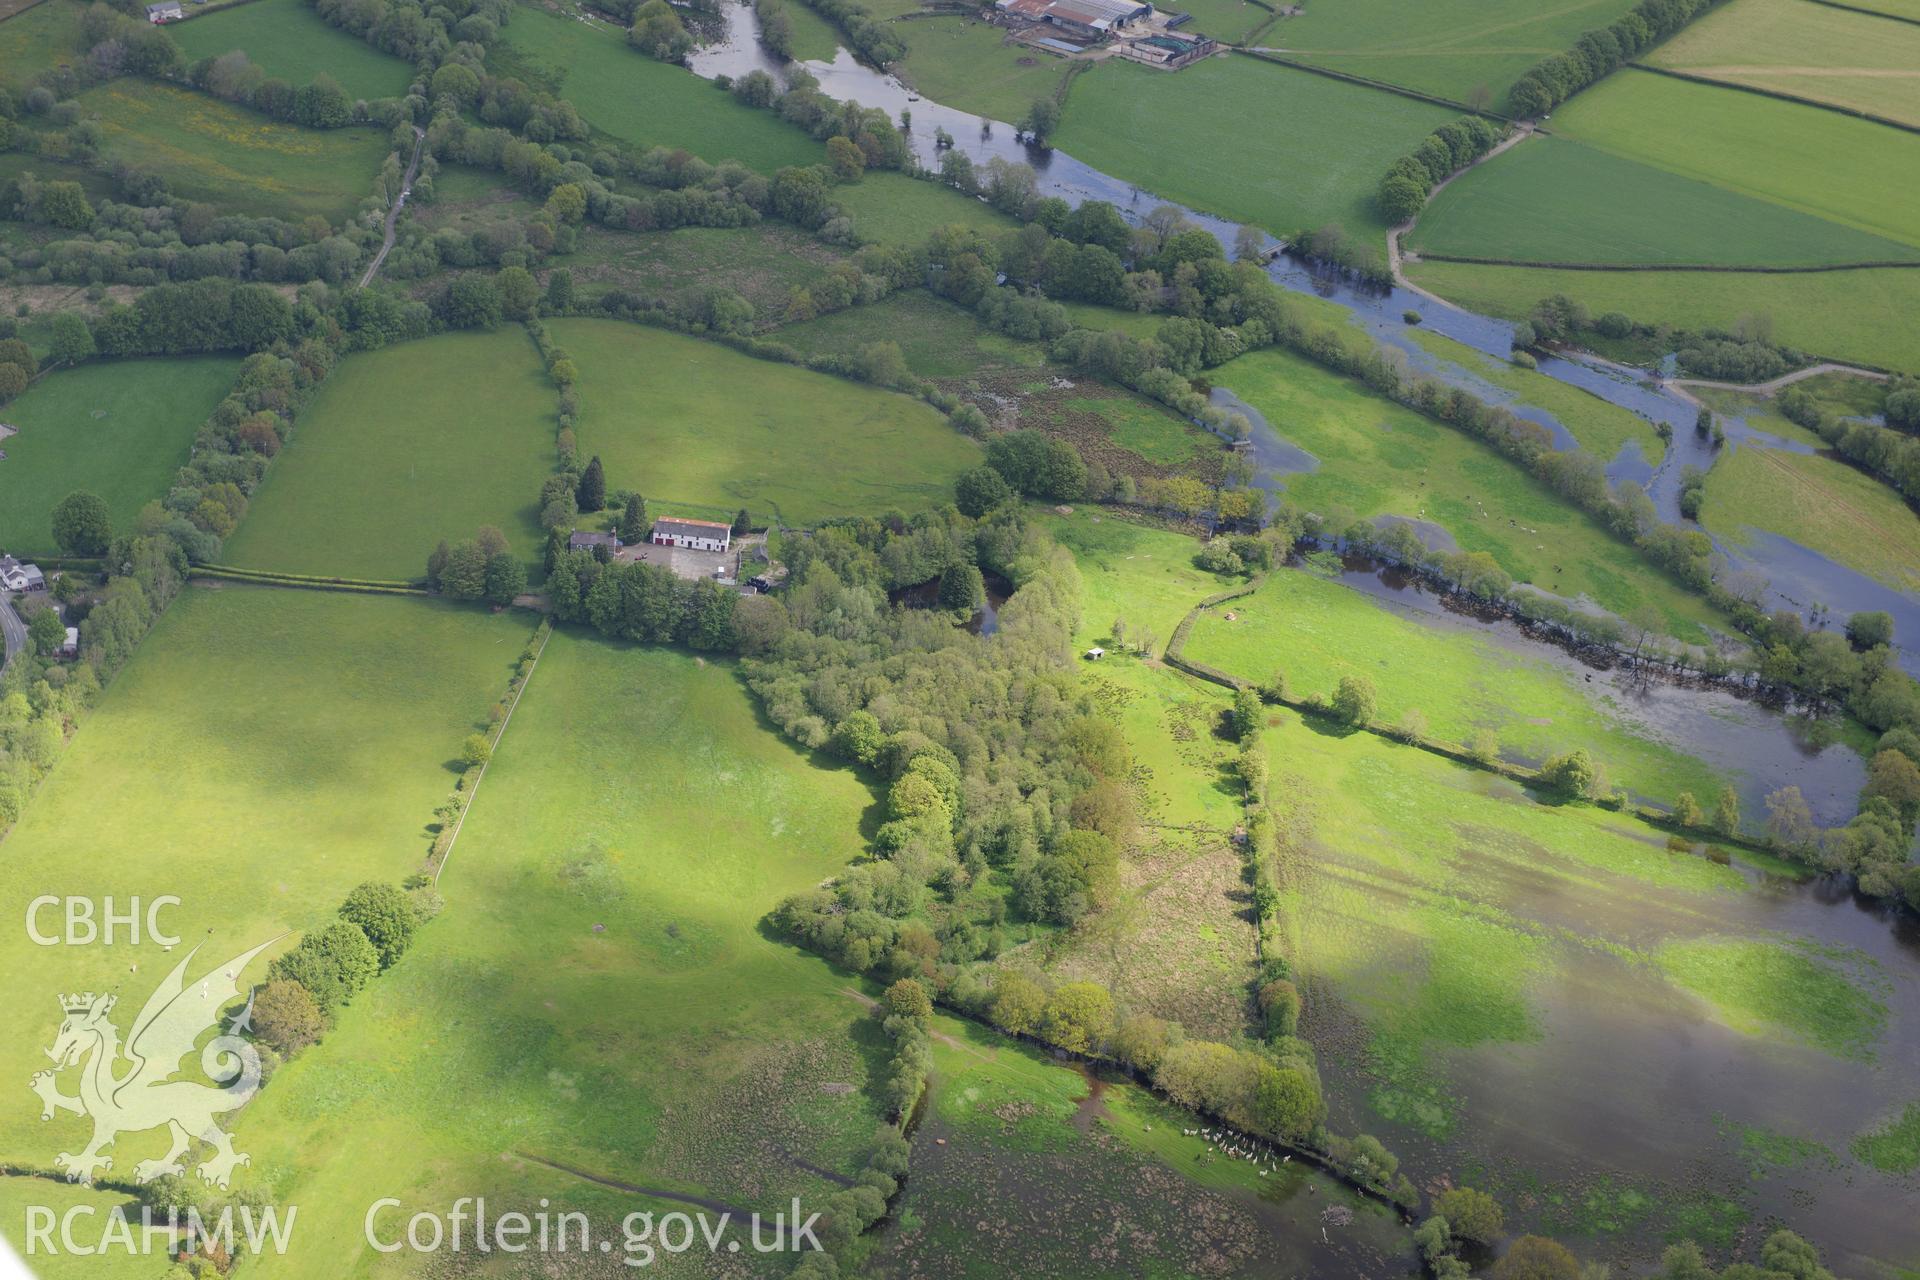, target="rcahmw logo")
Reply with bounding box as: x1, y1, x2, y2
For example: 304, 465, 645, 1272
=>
23, 1203, 297, 1258
30, 938, 277, 1187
